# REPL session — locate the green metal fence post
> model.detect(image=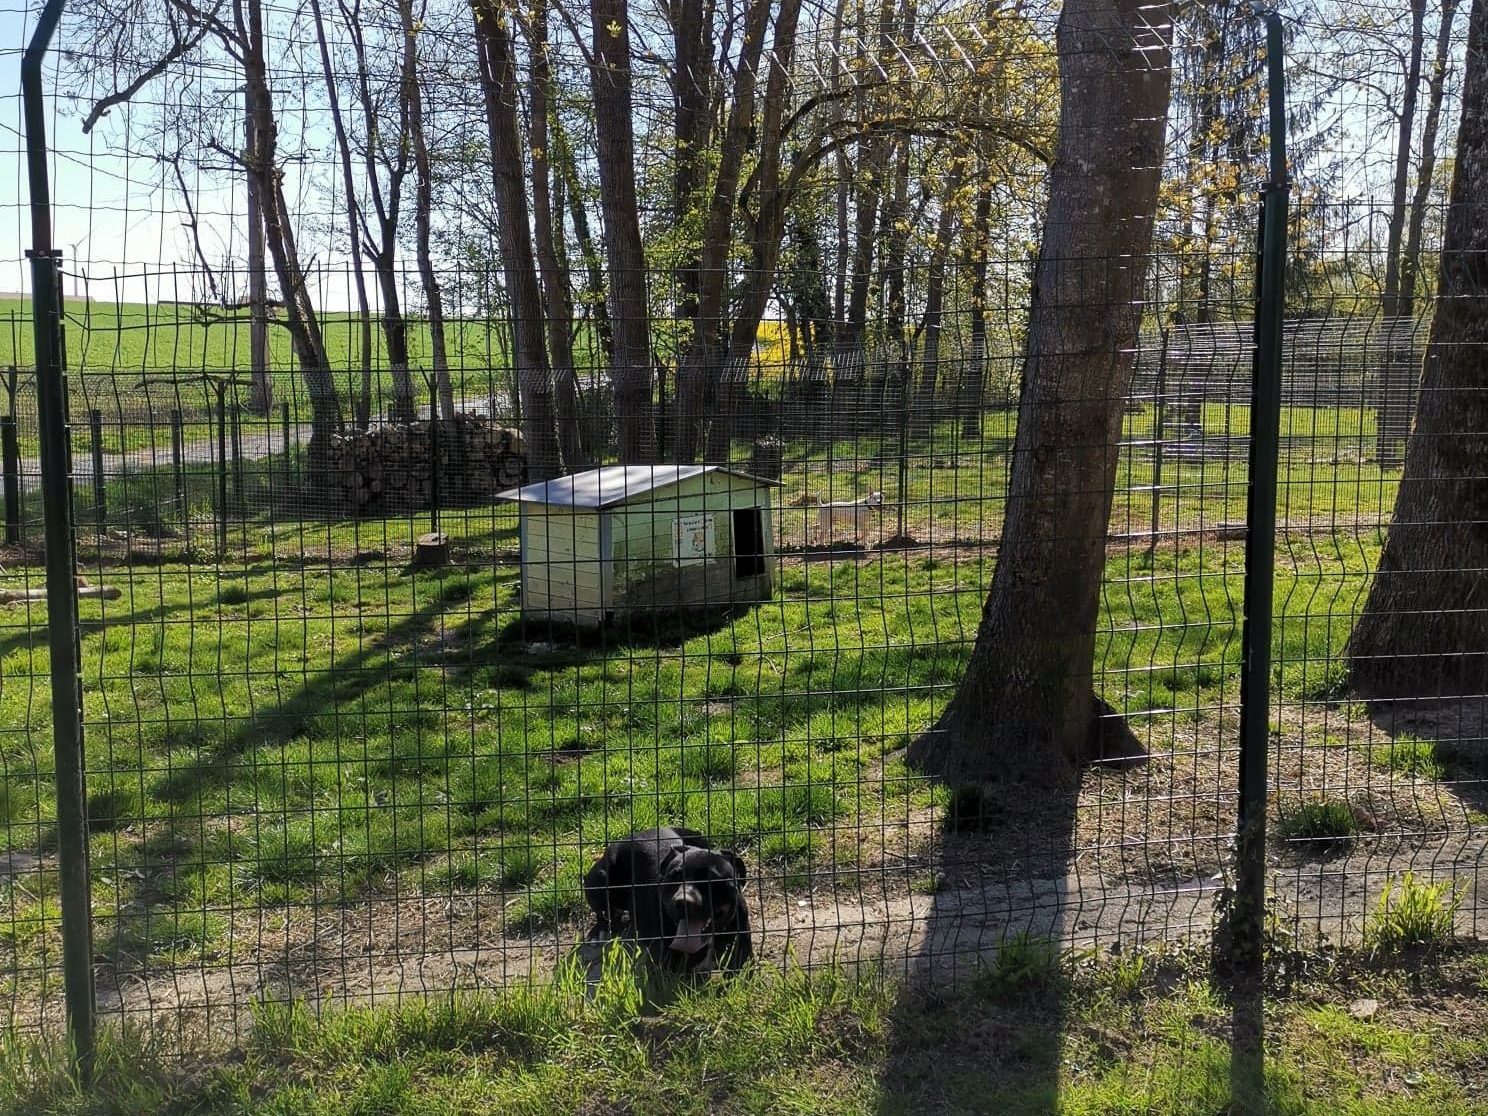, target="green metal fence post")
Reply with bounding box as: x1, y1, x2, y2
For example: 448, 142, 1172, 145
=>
1231, 5, 1289, 1111
171, 407, 186, 529
88, 408, 105, 528
215, 380, 229, 553
22, 0, 95, 1081
2, 416, 20, 544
